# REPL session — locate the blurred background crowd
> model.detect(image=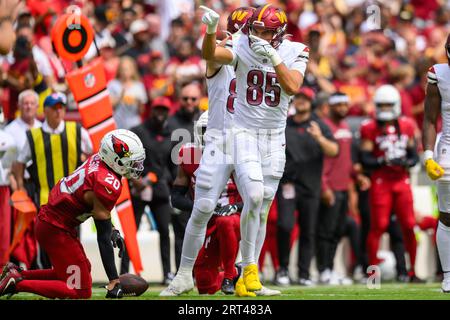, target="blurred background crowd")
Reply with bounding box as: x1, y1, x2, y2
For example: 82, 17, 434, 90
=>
0, 0, 448, 287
